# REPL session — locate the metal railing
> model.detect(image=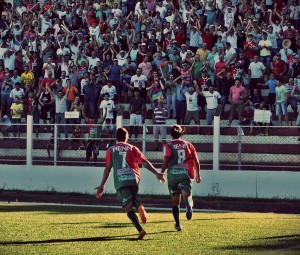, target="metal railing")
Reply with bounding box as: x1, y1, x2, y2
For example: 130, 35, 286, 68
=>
0, 116, 299, 171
